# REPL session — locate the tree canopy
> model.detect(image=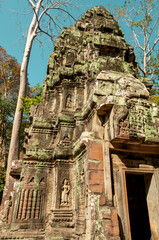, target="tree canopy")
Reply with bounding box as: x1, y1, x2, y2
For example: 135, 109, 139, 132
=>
116, 0, 159, 98
0, 46, 20, 201
0, 46, 21, 165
